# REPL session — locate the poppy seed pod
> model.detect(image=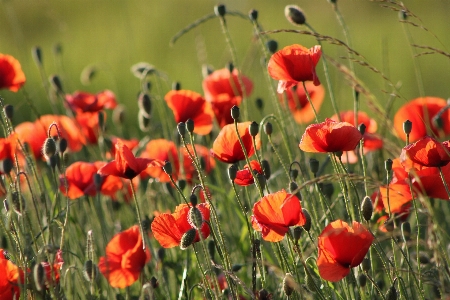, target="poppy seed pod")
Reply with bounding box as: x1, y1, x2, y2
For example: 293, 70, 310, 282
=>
249, 121, 259, 137
228, 164, 238, 181
385, 158, 393, 172
361, 196, 373, 221
231, 105, 240, 120
163, 161, 172, 175
266, 40, 278, 54
83, 260, 99, 282
49, 74, 63, 92
33, 263, 46, 291
3, 104, 13, 120
302, 208, 311, 232
283, 273, 295, 296
309, 158, 319, 175
403, 120, 412, 135
249, 9, 258, 21
32, 46, 43, 66
214, 4, 226, 17
188, 206, 203, 229
284, 5, 306, 26
138, 93, 152, 118
261, 160, 271, 179
57, 138, 68, 153
358, 274, 367, 287
177, 122, 186, 138
264, 122, 273, 135
185, 119, 194, 133
401, 222, 411, 242
180, 228, 197, 250
0, 158, 13, 174
43, 137, 57, 159
172, 81, 181, 91
359, 123, 367, 135
255, 97, 264, 111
